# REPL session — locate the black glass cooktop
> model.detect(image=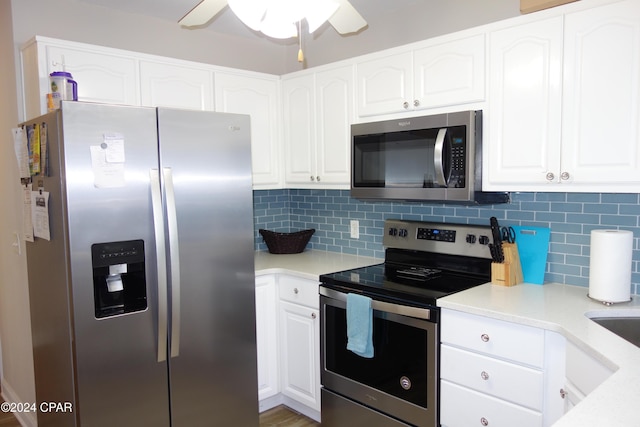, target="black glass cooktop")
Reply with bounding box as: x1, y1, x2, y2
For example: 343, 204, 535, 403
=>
319, 262, 489, 307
